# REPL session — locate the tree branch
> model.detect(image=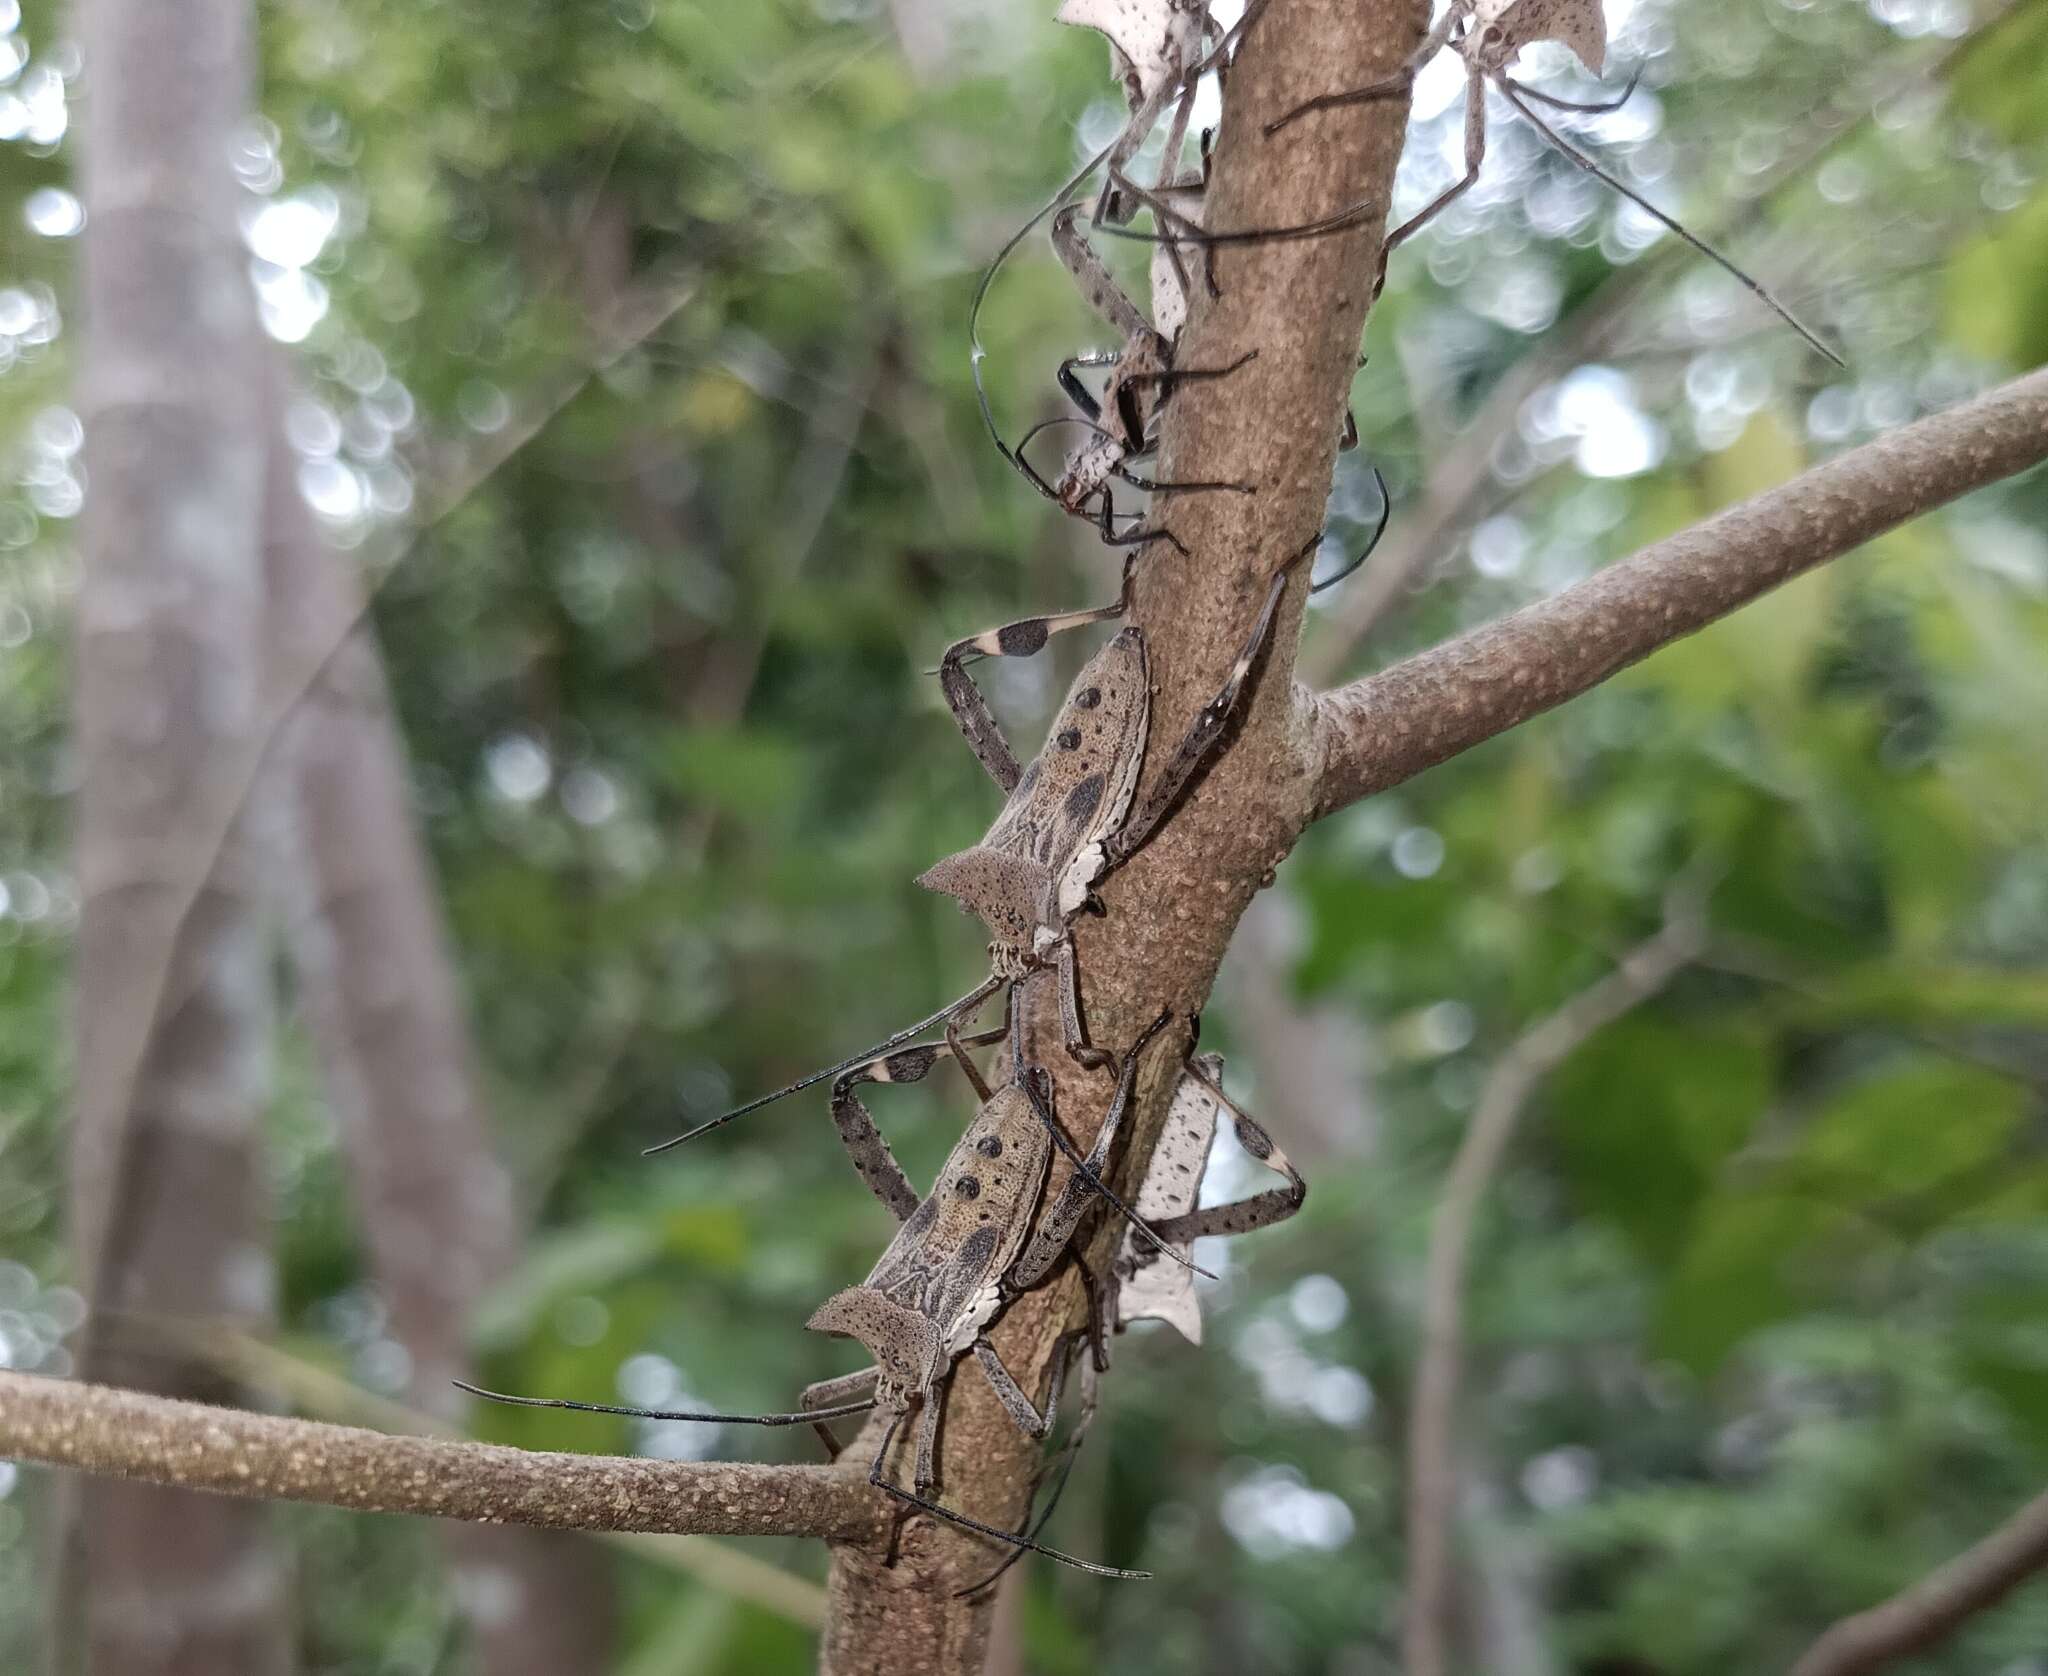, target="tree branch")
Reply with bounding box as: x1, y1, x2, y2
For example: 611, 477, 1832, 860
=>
1299, 0, 2029, 686
1311, 364, 2048, 818
1404, 899, 1702, 1676
1787, 1484, 2048, 1676
0, 1372, 884, 1545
